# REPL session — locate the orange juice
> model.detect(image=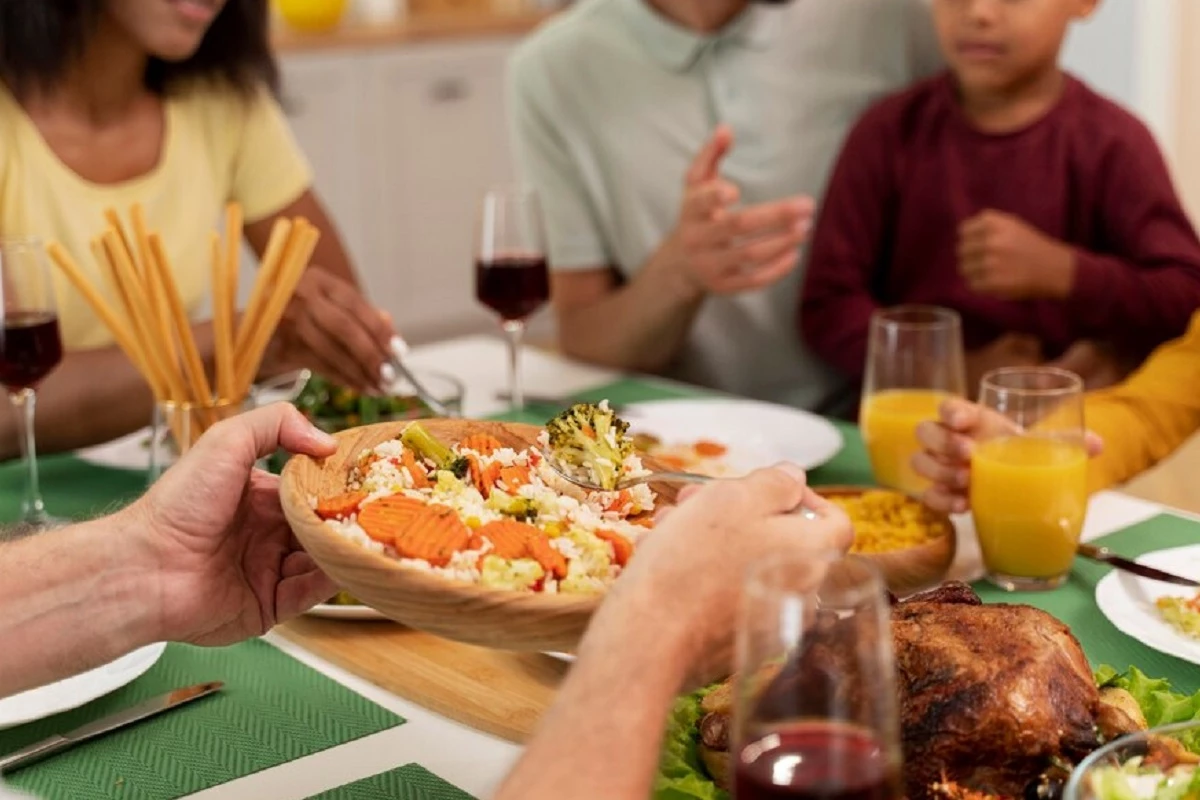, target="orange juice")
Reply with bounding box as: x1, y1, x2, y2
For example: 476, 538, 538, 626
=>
860, 389, 948, 496
970, 436, 1088, 579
